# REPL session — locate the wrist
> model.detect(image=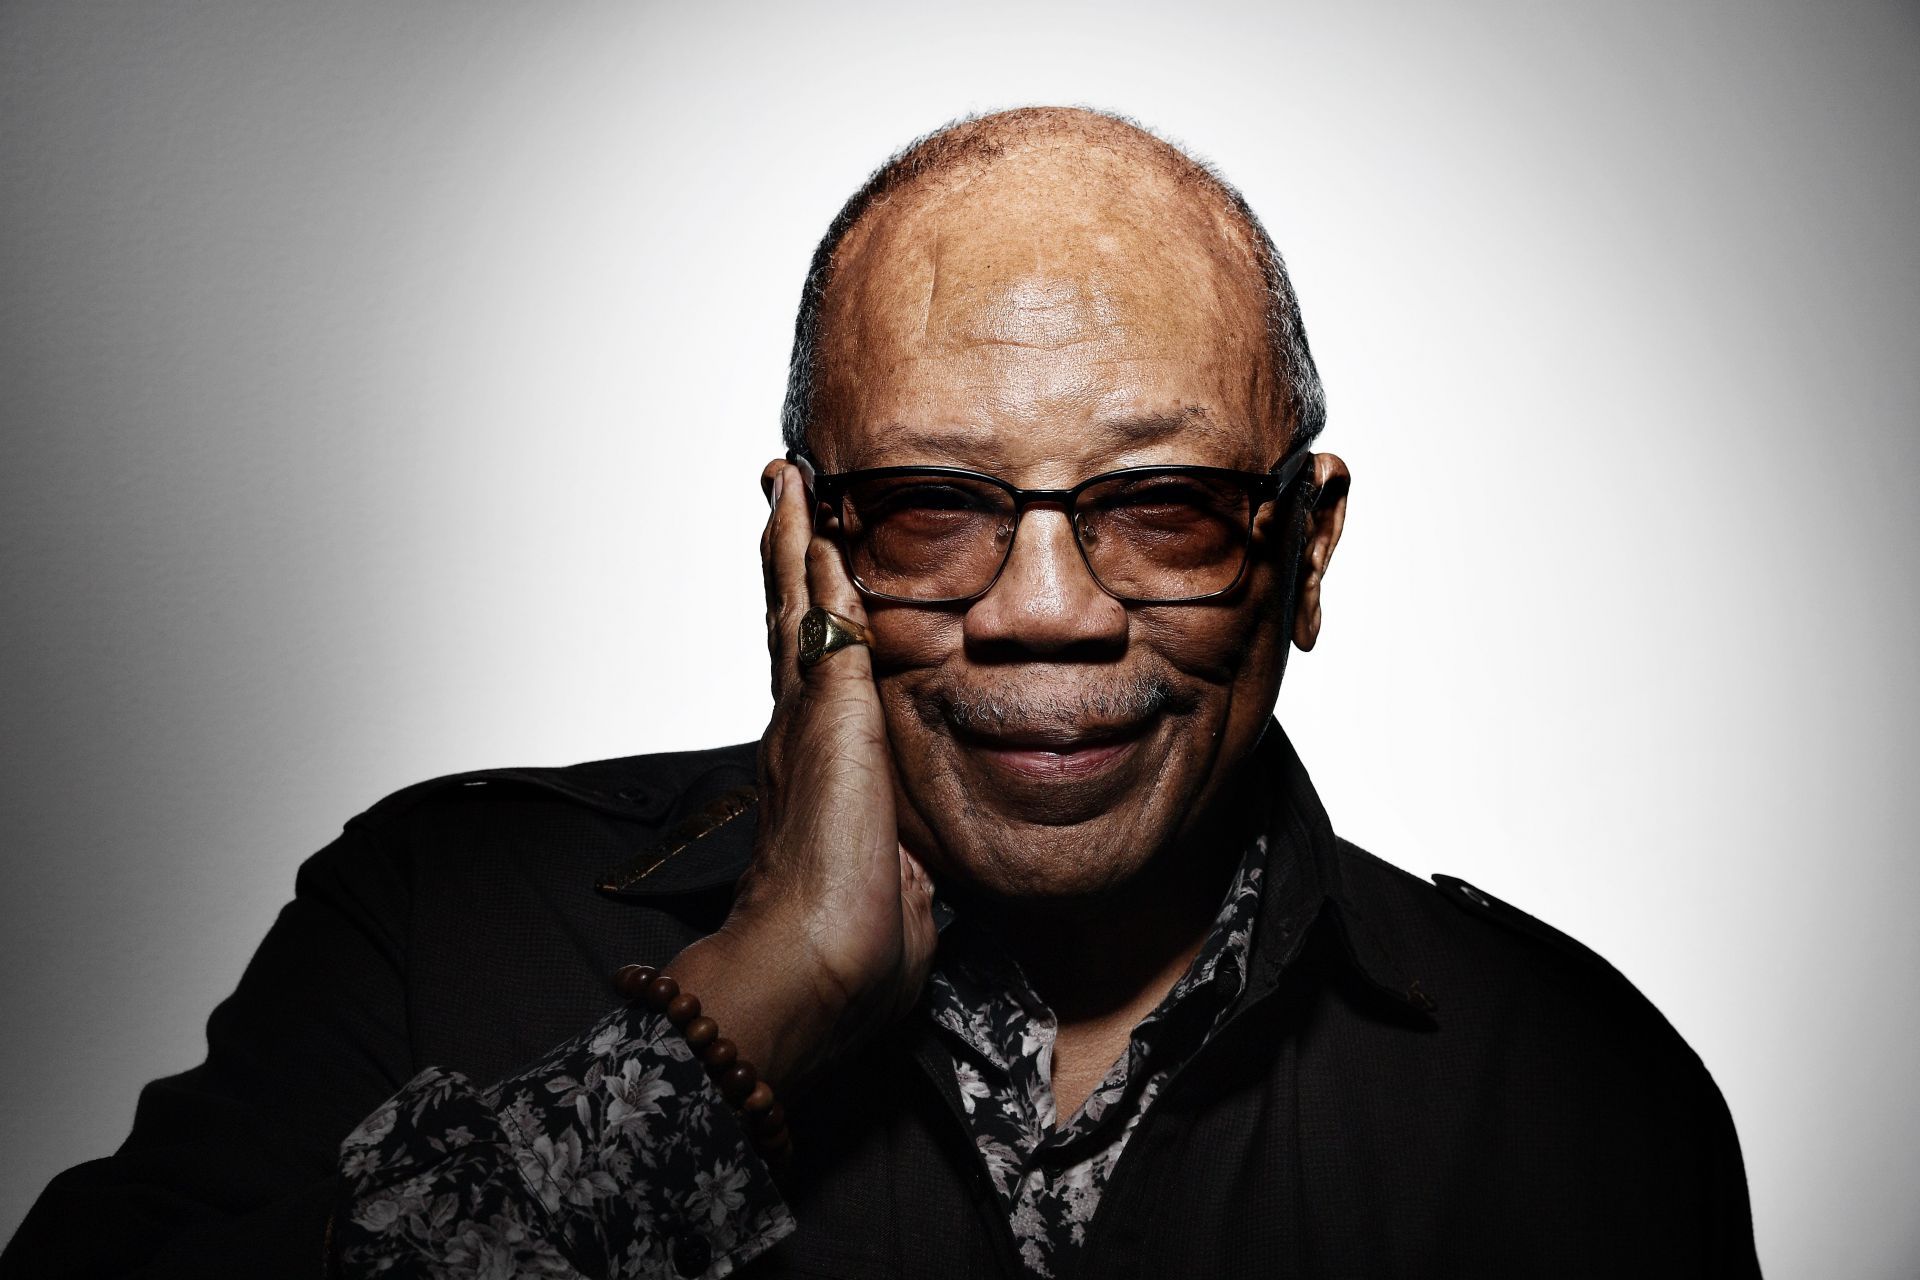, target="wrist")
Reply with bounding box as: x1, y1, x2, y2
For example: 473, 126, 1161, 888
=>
614, 963, 792, 1166
667, 919, 846, 1088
